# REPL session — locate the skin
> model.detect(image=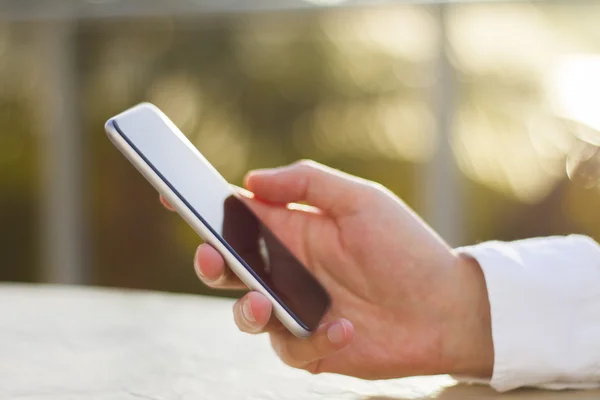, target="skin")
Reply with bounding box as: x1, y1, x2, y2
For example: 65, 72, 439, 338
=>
160, 160, 494, 379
